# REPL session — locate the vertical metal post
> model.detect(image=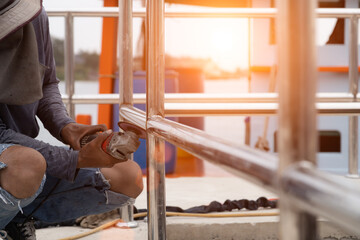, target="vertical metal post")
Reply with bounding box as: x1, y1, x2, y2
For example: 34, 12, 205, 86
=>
348, 16, 359, 178
247, 17, 252, 94
64, 13, 75, 119
118, 0, 133, 107
116, 203, 138, 228
117, 1, 138, 229
245, 17, 252, 146
277, 0, 318, 239
146, 0, 166, 240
